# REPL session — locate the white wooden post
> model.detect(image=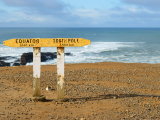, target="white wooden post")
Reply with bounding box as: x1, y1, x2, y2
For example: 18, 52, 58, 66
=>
57, 47, 65, 101
33, 47, 41, 97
